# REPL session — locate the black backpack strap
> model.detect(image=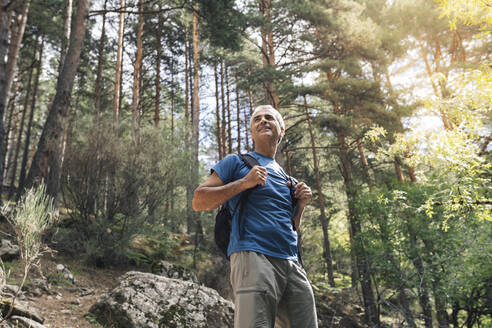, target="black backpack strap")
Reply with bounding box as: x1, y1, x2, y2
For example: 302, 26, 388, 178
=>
235, 154, 260, 239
